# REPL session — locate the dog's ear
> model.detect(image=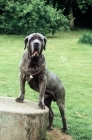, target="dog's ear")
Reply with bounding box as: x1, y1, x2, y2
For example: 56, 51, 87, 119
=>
44, 37, 47, 50
24, 36, 28, 50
